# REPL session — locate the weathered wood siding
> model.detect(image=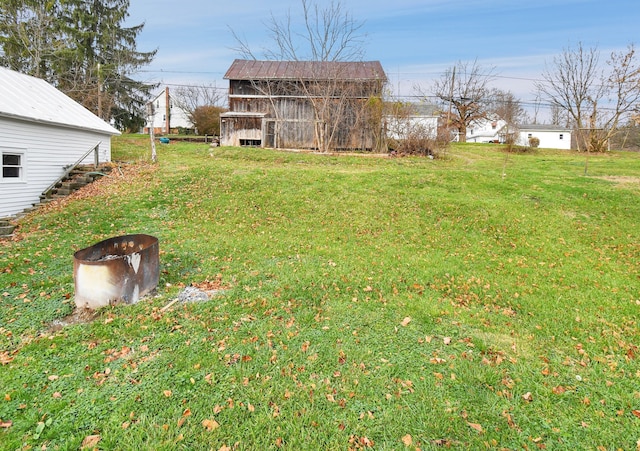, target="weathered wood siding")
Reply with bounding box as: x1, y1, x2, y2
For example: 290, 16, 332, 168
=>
225, 79, 381, 150
0, 116, 112, 217
219, 116, 263, 147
